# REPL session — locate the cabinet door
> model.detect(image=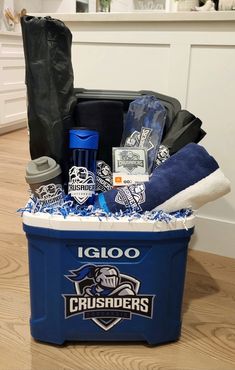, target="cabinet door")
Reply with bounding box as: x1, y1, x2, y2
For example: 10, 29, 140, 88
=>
0, 59, 25, 93
0, 36, 24, 59
0, 91, 27, 125
0, 34, 27, 132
